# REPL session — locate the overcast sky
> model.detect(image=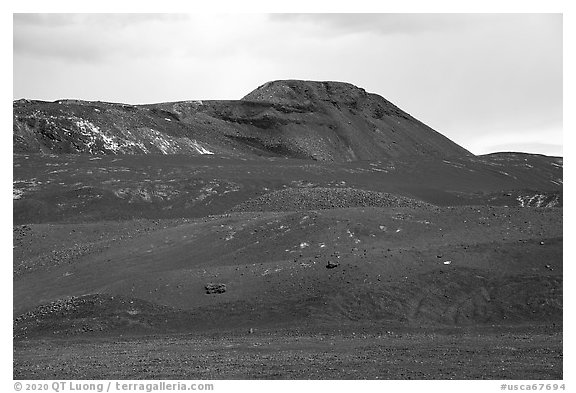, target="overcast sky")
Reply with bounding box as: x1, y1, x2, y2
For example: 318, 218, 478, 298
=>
13, 13, 563, 156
